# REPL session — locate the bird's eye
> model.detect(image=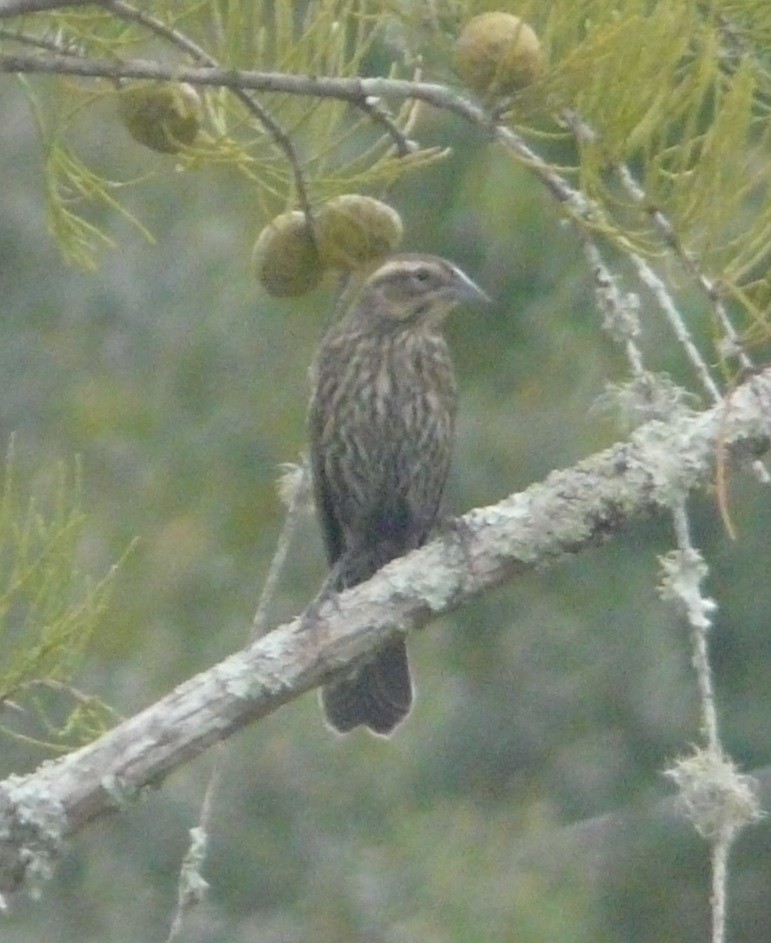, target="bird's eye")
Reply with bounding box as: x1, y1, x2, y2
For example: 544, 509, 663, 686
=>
412, 268, 432, 284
